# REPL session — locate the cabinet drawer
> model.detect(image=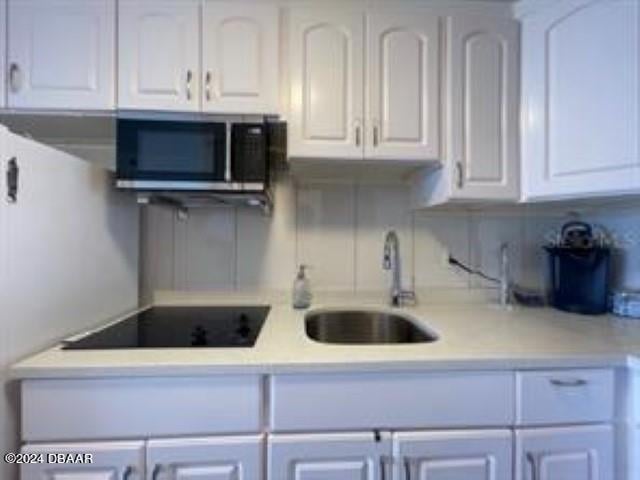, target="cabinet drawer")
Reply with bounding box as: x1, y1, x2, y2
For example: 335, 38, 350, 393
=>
516, 369, 614, 426
270, 371, 514, 431
22, 376, 262, 441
